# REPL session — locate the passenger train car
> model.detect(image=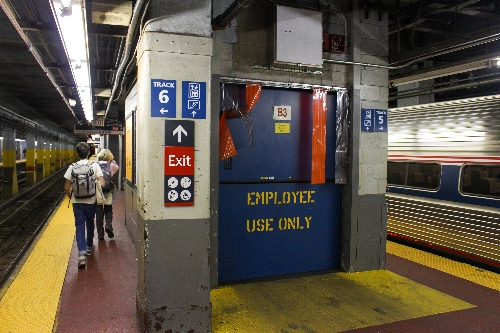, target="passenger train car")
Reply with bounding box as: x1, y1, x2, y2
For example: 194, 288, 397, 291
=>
386, 95, 500, 271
